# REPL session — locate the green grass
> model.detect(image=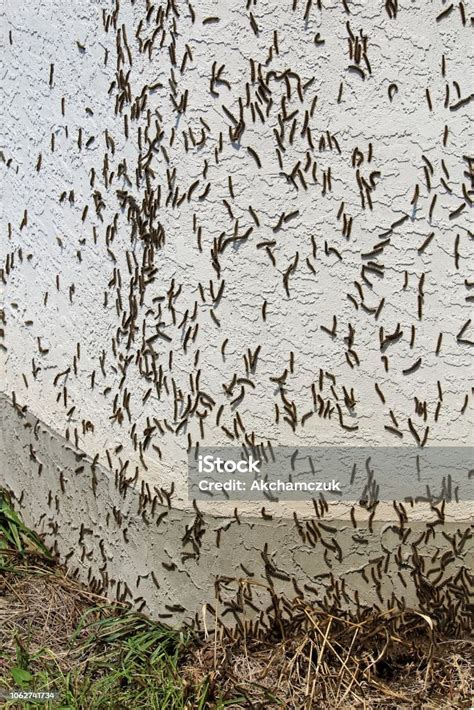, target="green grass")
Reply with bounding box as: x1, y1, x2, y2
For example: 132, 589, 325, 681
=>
3, 620, 196, 709
0, 492, 52, 565
1, 618, 205, 709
